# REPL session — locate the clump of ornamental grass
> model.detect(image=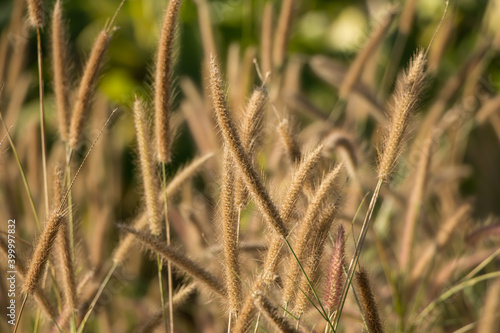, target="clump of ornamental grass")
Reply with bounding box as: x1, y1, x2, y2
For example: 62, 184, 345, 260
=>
334, 50, 428, 327
209, 55, 287, 238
